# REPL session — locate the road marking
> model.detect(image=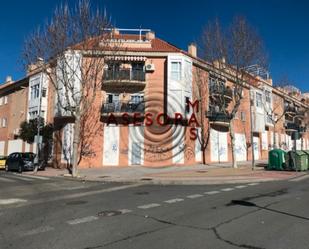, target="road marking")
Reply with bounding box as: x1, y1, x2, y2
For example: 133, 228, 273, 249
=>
247, 182, 260, 186
290, 174, 309, 182
118, 209, 133, 214
138, 203, 161, 209
22, 226, 54, 236
16, 174, 50, 180
204, 190, 220, 195
187, 194, 203, 199
7, 174, 33, 182
0, 198, 27, 205
8, 183, 143, 208
0, 177, 15, 182
221, 188, 234, 192
164, 198, 184, 204
67, 216, 98, 225
235, 185, 247, 189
